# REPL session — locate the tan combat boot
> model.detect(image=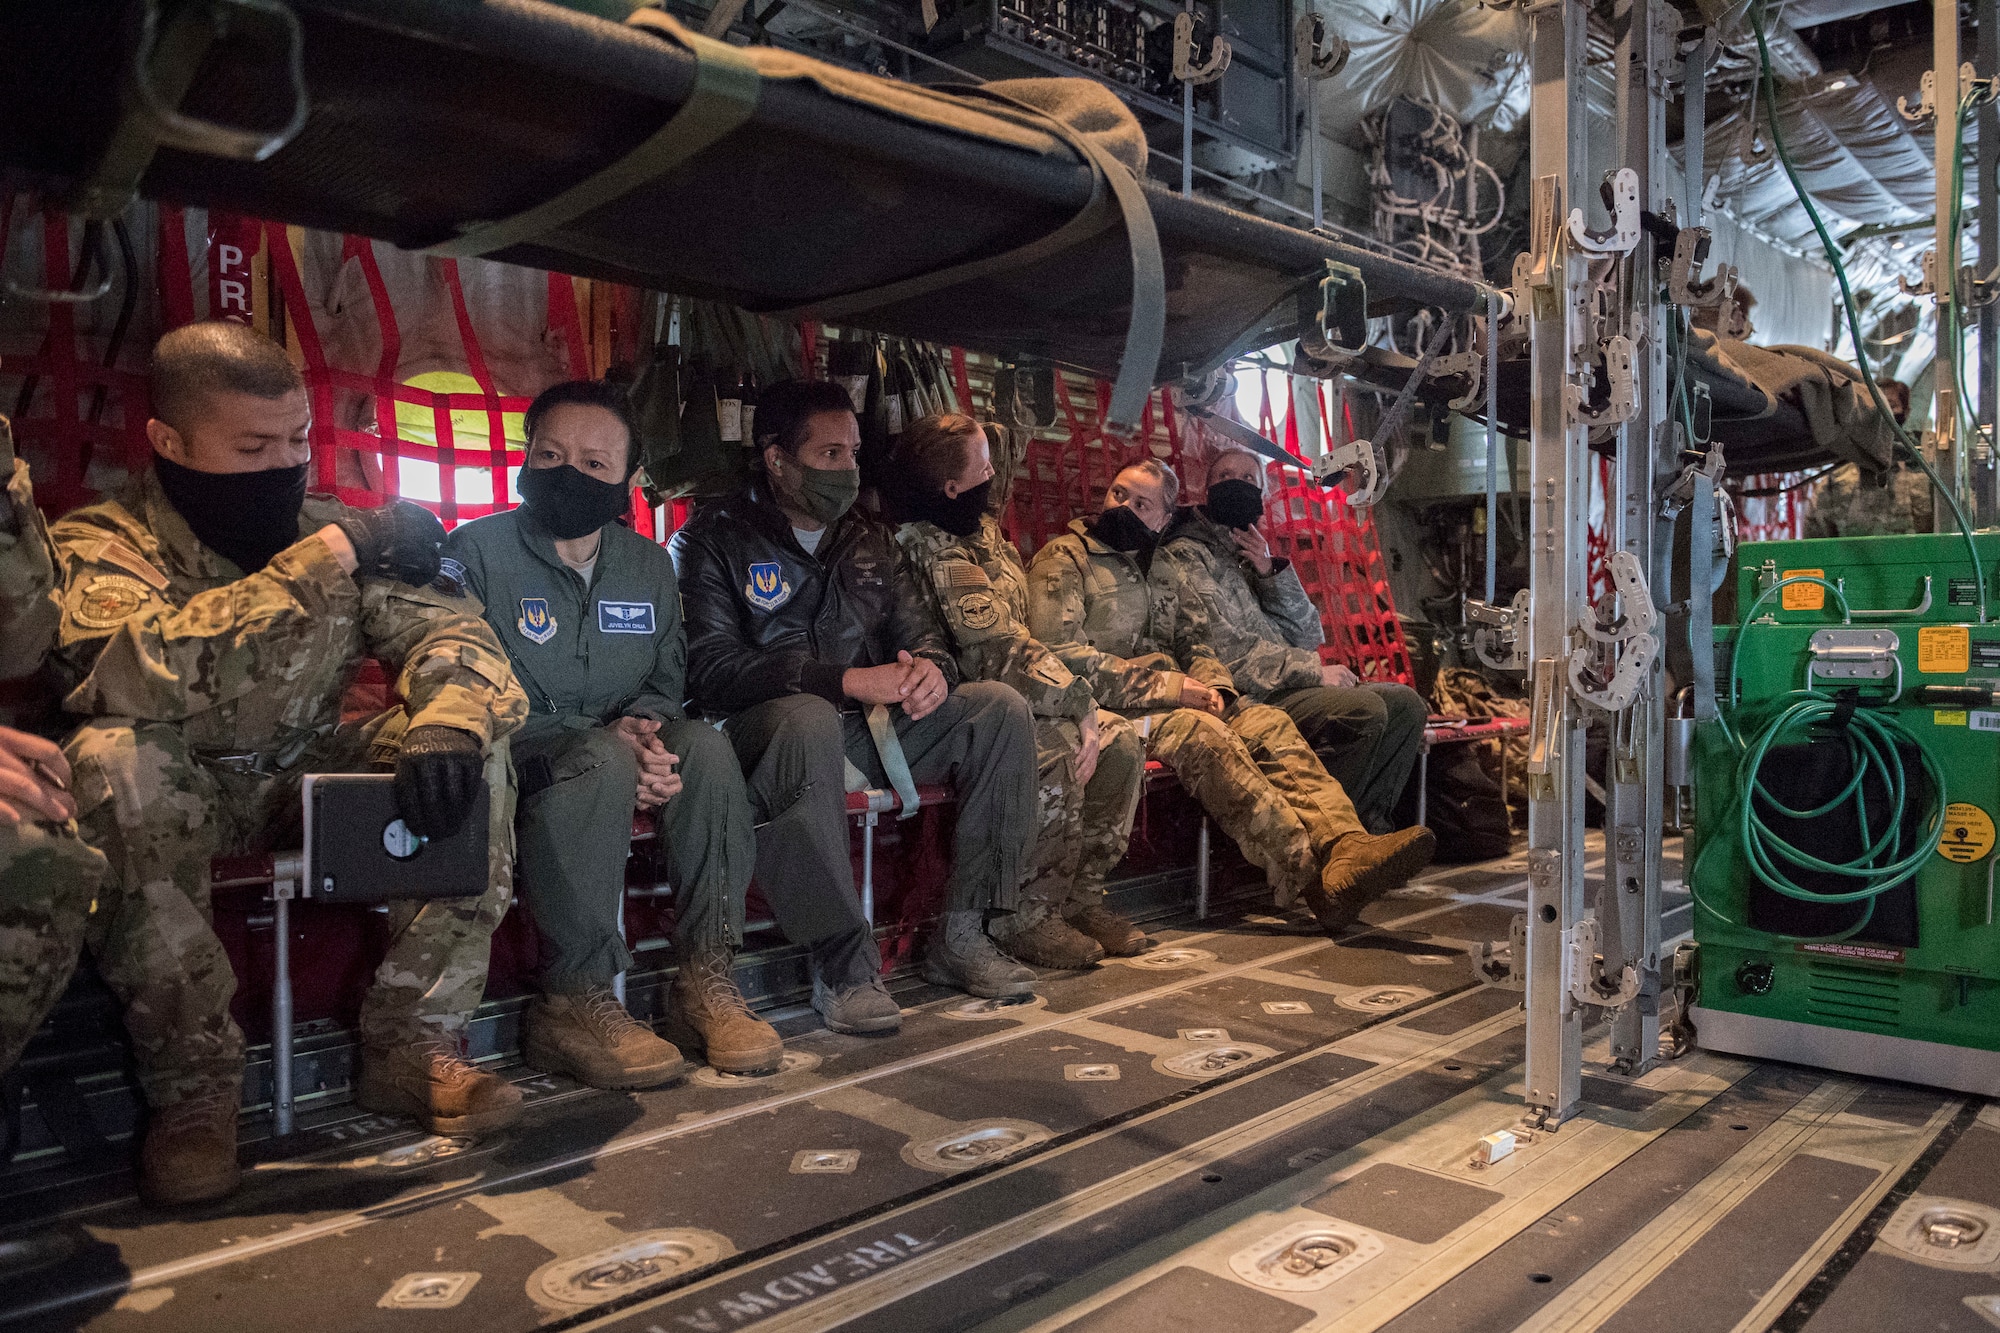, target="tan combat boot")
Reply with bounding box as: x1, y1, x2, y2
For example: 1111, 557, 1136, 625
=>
138, 1085, 241, 1206
1064, 904, 1155, 957
1305, 826, 1438, 936
663, 948, 785, 1075
998, 911, 1105, 969
357, 1034, 524, 1135
524, 987, 686, 1090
